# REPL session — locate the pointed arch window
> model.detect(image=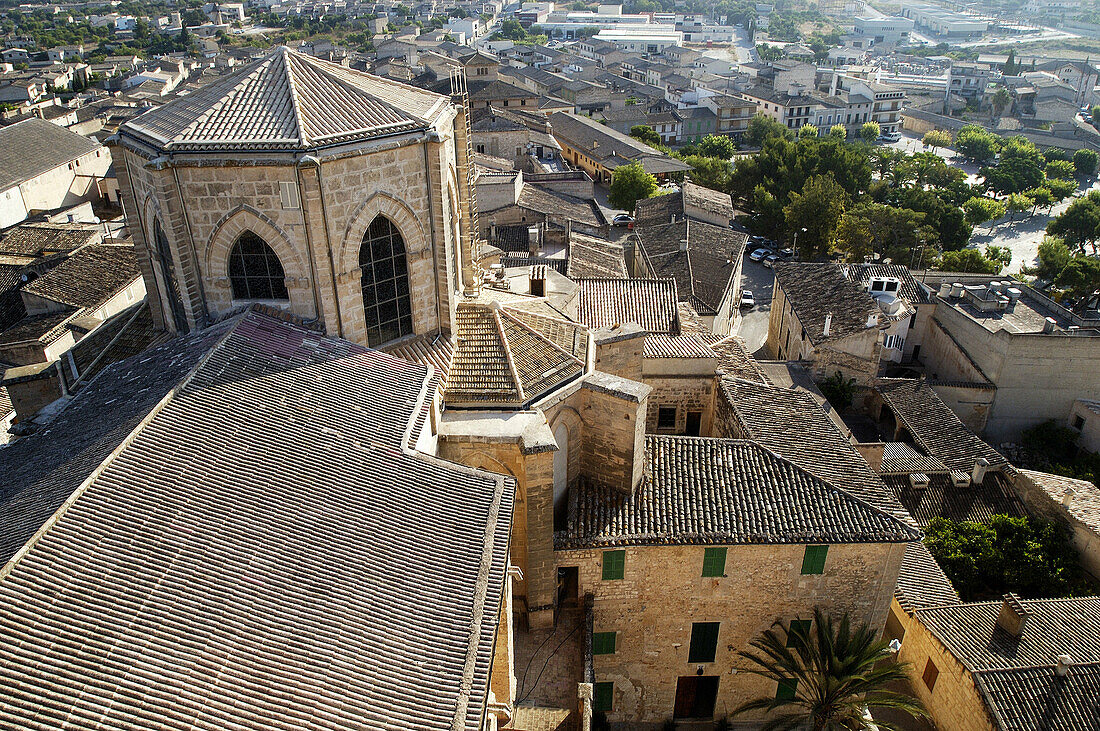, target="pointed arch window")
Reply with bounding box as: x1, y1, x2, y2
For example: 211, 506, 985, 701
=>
228, 231, 289, 301
359, 215, 413, 347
